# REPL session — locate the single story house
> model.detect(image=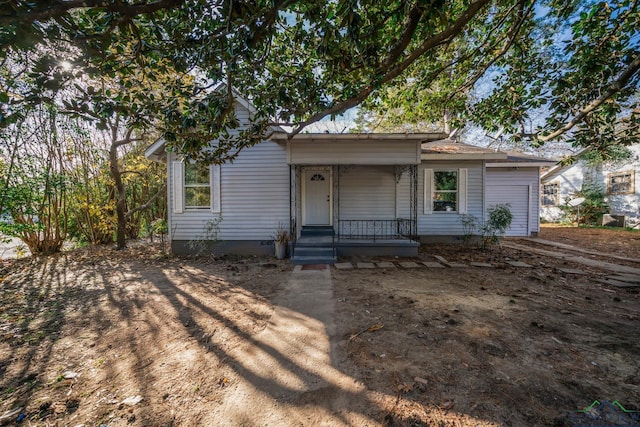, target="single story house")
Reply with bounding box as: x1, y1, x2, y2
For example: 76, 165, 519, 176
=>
540, 145, 640, 226
145, 94, 553, 262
